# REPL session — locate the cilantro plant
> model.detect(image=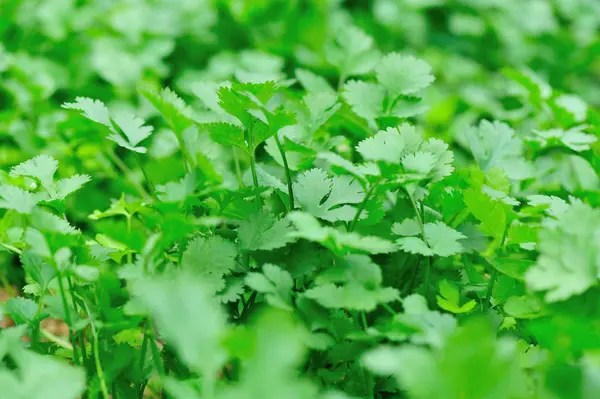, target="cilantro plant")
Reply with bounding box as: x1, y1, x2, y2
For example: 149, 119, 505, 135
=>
1, 1, 600, 399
